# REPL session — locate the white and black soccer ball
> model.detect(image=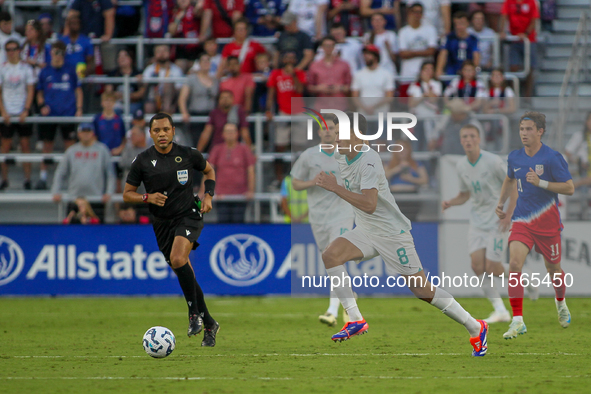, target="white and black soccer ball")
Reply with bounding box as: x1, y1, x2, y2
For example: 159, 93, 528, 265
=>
142, 326, 176, 358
